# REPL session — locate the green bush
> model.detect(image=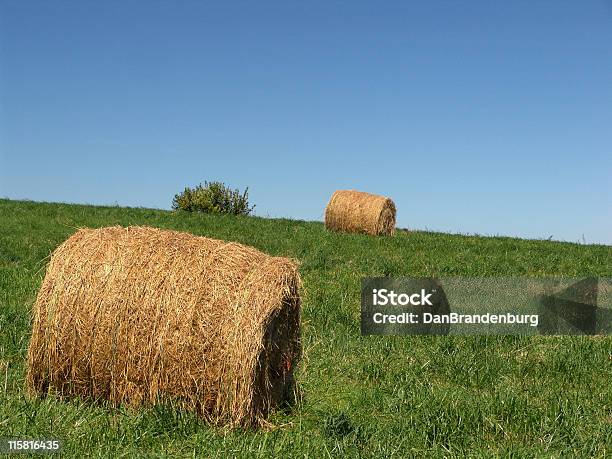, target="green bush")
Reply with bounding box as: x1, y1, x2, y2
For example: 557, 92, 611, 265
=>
172, 181, 255, 216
